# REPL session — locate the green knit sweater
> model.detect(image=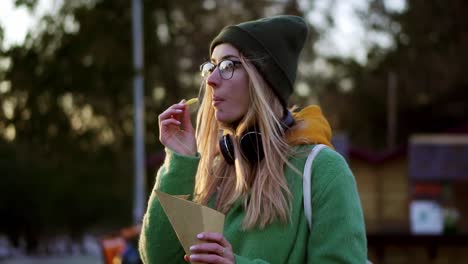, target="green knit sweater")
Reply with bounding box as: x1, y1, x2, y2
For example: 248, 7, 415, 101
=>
139, 145, 367, 263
